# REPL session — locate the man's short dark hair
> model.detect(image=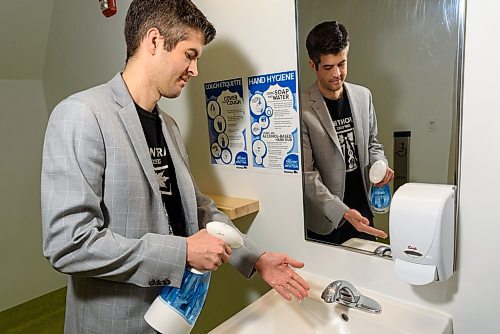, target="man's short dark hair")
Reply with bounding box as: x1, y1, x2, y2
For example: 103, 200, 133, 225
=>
125, 0, 216, 62
306, 21, 349, 69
